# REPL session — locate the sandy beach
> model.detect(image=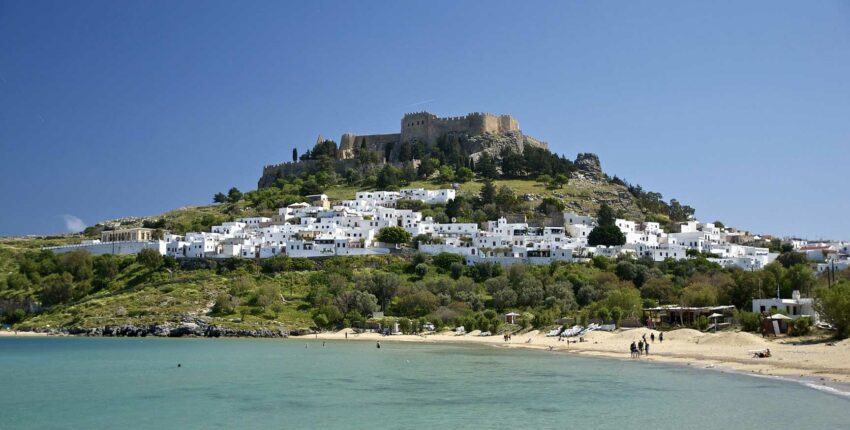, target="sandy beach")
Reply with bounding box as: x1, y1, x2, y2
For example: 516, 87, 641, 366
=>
0, 330, 51, 337
299, 328, 850, 388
